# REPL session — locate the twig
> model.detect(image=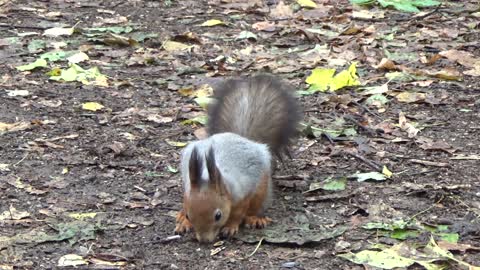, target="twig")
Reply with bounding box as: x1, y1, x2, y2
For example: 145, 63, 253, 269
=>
144, 235, 181, 245
13, 153, 28, 167
351, 101, 382, 119
344, 115, 381, 137
344, 151, 382, 172
409, 195, 444, 221
409, 159, 450, 167
246, 237, 264, 258
272, 174, 308, 180
0, 23, 47, 30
